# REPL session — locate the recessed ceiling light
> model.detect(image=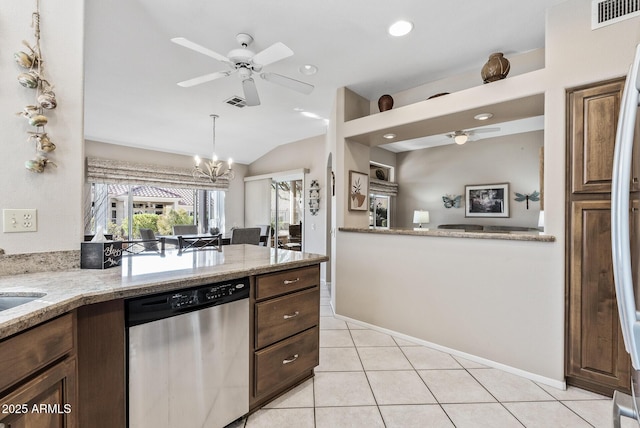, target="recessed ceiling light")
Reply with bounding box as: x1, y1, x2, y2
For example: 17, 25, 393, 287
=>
299, 64, 318, 75
293, 107, 304, 112
388, 20, 413, 37
383, 133, 396, 139
474, 113, 493, 121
